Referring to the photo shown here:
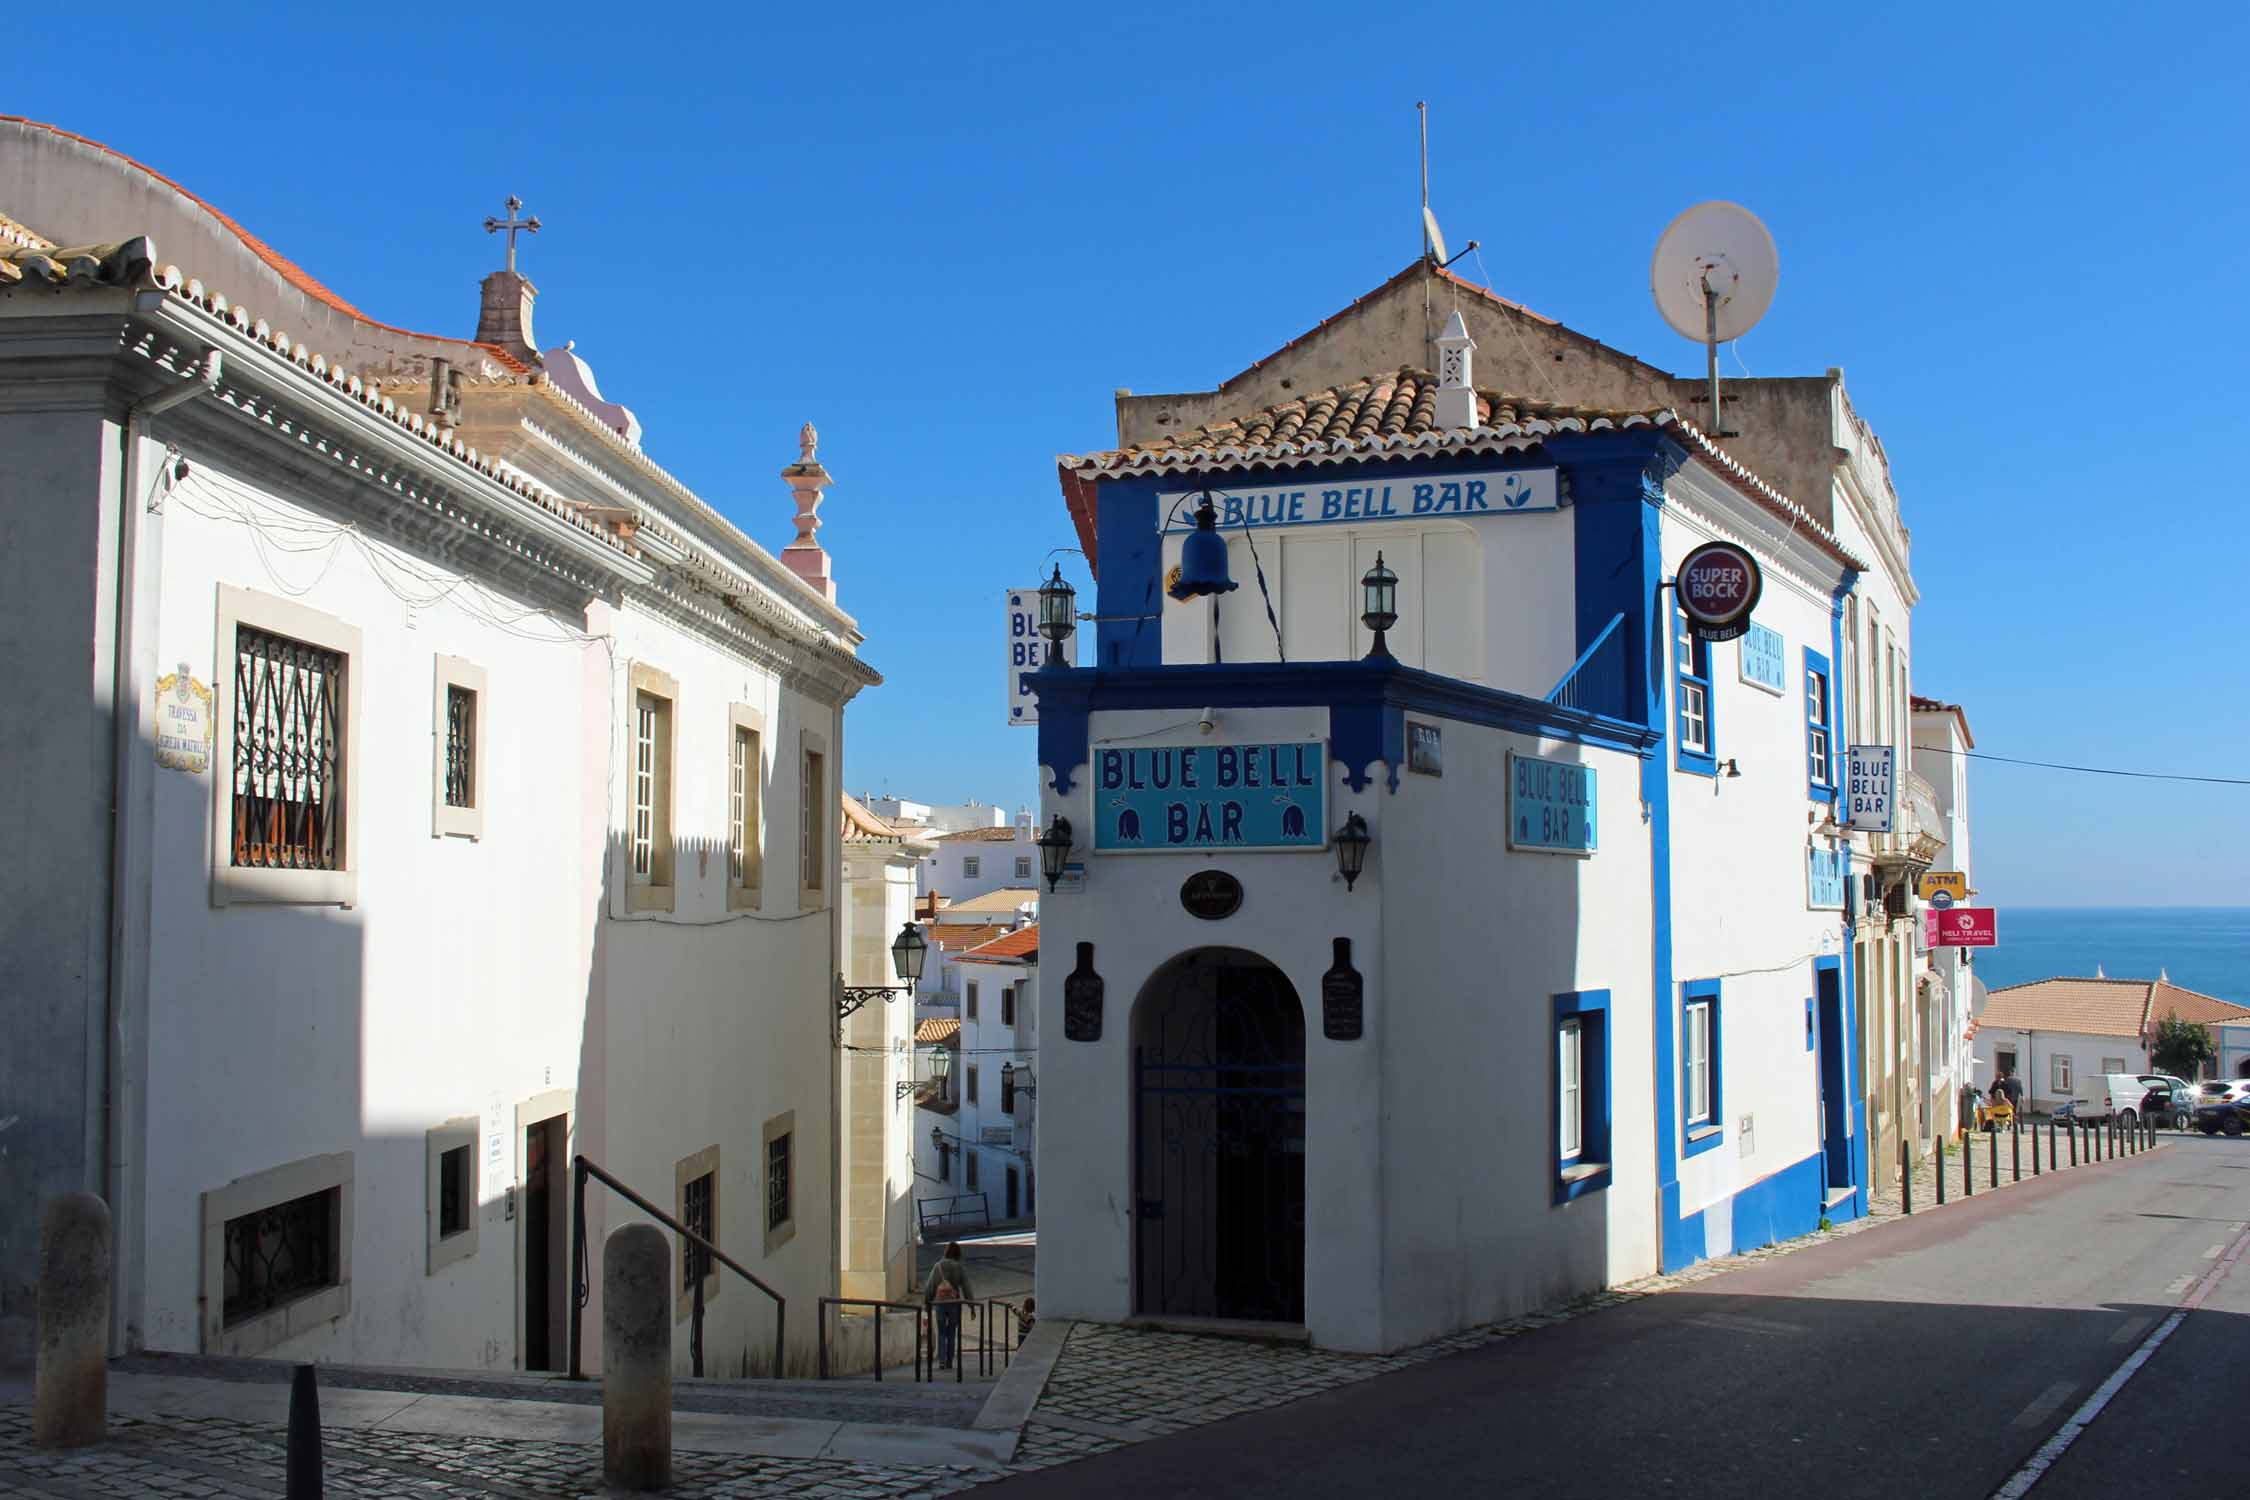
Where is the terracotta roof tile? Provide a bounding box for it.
[2149,981,2250,1029]
[1910,696,1977,749]
[958,924,1038,963]
[929,924,1011,952]
[935,826,1025,843]
[841,791,932,847]
[1059,366,1868,574]
[915,1017,961,1045]
[1978,976,2250,1040]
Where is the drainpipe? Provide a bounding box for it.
[105,348,222,1353]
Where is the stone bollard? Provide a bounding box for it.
[603,1222,672,1491]
[34,1193,110,1449]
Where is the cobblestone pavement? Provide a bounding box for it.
[0,1133,2170,1497]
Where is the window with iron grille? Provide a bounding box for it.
[628,671,676,910]
[438,1146,470,1238]
[963,855,981,880]
[1014,856,1031,881]
[682,1170,714,1290]
[223,1187,339,1328]
[766,1132,792,1234]
[233,626,345,871]
[1001,1064,1016,1115]
[444,686,476,808]
[730,725,758,887]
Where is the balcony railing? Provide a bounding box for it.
[1544,612,1628,717]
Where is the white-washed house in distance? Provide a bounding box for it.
[0,117,880,1374]
[1030,267,1917,1352]
[912,925,1039,1237]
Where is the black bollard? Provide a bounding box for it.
[2068,1122,2078,1166]
[2033,1122,2042,1176]
[287,1363,322,1499]
[2012,1123,2022,1182]
[1990,1130,1999,1189]
[2048,1120,2057,1173]
[1964,1134,1974,1197]
[1901,1141,1912,1214]
[1937,1140,1948,1204]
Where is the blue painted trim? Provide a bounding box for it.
[1672,603,1717,777]
[1552,989,1613,1205]
[1681,979,1724,1157]
[1033,660,1662,796]
[1805,996,1816,1053]
[1726,1149,1828,1248]
[1815,955,1853,1196]
[1804,645,1837,803]
[1825,572,1868,1215]
[1093,478,1163,669]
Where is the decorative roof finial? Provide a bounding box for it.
[800,421,818,464]
[781,423,836,603]
[483,195,541,275]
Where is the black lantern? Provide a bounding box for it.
[1037,564,1077,665]
[1168,493,1239,600]
[1036,815,1074,890]
[1360,552,1398,658]
[891,922,928,987]
[1334,812,1372,890]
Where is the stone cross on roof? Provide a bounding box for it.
[483,195,541,274]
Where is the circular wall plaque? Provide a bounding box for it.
[1179,869,1243,921]
[1677,540,1764,643]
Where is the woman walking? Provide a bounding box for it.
[924,1241,973,1370]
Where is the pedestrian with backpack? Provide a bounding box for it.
[924,1241,973,1370]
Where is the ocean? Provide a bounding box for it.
[1972,908,2250,1006]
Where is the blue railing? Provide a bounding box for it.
[1545,612,1628,716]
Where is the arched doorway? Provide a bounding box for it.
[1132,948,1306,1324]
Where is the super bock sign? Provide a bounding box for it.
[1094,742,1326,852]
[1677,541,1764,644]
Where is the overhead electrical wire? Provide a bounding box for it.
[1912,743,2250,788]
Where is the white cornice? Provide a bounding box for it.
[1666,462,1851,609]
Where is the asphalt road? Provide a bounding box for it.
[986,1135,2250,1500]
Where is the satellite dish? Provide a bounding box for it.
[1650,201,1778,437]
[1422,206,1448,267]
[1651,201,1778,343]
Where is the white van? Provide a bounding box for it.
[2073,1073,2150,1125]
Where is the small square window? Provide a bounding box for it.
[763,1111,797,1254]
[2101,1056,2126,1076]
[439,1147,469,1237]
[2052,1055,2074,1093]
[1553,991,1611,1204]
[1014,856,1031,881]
[963,856,982,880]
[432,657,486,840]
[202,1151,354,1355]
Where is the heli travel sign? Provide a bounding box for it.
[1094,742,1326,852]
[1158,468,1558,533]
[1507,751,1597,854]
[1923,907,1998,948]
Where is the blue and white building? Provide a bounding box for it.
[1029,284,1908,1353]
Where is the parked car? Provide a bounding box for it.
[2194,1098,2249,1137]
[2073,1073,2152,1126]
[2195,1080,2250,1106]
[2139,1080,2197,1130]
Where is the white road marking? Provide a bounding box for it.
[1989,1219,2250,1499]
[2010,1380,2079,1428]
[2107,1316,2152,1345]
[2163,1276,2195,1296]
[1683,1311,1804,1337]
[2203,1244,2225,1259]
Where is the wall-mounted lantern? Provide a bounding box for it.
[836,922,928,1025]
[1334,812,1372,890]
[1037,815,1074,891]
[1360,553,1398,659]
[1037,565,1077,665]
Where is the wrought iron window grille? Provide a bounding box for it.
[233,626,344,871]
[444,685,476,809]
[766,1134,792,1233]
[222,1188,337,1327]
[682,1172,714,1290]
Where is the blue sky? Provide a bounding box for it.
[11,2,2246,906]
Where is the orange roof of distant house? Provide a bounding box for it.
[1910,695,1977,749]
[936,825,1024,843]
[928,924,1011,952]
[1980,976,2250,1040]
[958,924,1038,964]
[915,1017,961,1045]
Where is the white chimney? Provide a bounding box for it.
[1433,310,1478,431]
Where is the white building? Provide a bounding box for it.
[1026,263,1943,1352]
[837,795,934,1300]
[864,796,1011,835]
[0,120,881,1375]
[922,817,1042,905]
[1972,978,2250,1111]
[1910,697,1979,1132]
[912,926,1039,1238]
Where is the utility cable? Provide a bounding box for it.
[1913,744,2250,788]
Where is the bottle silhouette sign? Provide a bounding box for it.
[1677,542,1763,643]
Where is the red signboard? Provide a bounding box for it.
[1677,541,1764,643]
[1923,906,1998,948]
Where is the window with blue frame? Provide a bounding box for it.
[1804,647,1836,799]
[1552,990,1611,1203]
[1682,980,1723,1155]
[1674,607,1715,774]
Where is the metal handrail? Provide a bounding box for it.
[816,1296,928,1382]
[915,1191,992,1241]
[568,1153,785,1381]
[1544,611,1627,709]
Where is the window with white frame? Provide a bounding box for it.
[1682,980,1723,1155]
[2052,1054,2074,1093]
[1560,1020,1583,1159]
[1804,648,1834,796]
[727,705,764,910]
[2102,1056,2126,1075]
[432,656,485,840]
[628,665,677,911]
[425,1118,478,1274]
[1014,856,1031,881]
[963,855,981,880]
[200,1152,353,1356]
[1674,607,1714,768]
[214,586,363,907]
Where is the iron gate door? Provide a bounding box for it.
[1135,958,1306,1324]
